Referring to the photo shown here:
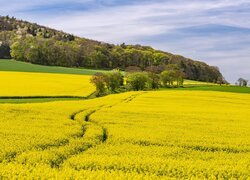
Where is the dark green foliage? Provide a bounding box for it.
[0,15,225,83]
[144,66,162,89]
[0,42,10,58]
[90,65,185,94]
[126,72,150,91]
[147,72,161,89]
[161,64,185,87]
[160,70,176,87]
[10,37,84,67]
[105,70,124,91]
[216,76,226,85]
[90,70,124,96]
[160,70,184,87]
[237,78,248,87]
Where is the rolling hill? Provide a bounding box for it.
[0,15,225,83]
[0,59,248,104]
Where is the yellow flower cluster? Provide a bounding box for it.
[0,91,249,178]
[0,71,94,97]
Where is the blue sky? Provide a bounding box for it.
[1,0,250,83]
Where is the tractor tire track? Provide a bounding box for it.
[2,93,145,167]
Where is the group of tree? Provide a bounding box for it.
[0,15,226,83]
[90,70,124,96]
[90,65,185,96]
[237,78,249,87]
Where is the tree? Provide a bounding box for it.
[10,40,26,61]
[216,76,224,85]
[175,70,185,87]
[144,66,162,89]
[0,42,11,59]
[90,73,106,96]
[126,72,150,91]
[105,70,124,91]
[160,70,175,87]
[164,64,185,87]
[152,52,169,65]
[147,72,160,89]
[237,78,248,87]
[110,45,125,68]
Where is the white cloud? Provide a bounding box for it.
[34,0,250,41]
[1,0,250,82]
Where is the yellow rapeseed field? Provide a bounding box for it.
[184,79,216,85]
[0,90,249,178]
[0,71,95,97]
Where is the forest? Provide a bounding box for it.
[0,16,225,83]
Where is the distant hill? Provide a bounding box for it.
[0,15,225,83]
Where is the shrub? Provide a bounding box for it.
[147,72,161,89]
[160,70,175,87]
[105,70,124,92]
[90,72,106,96]
[126,72,150,91]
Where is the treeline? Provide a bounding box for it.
[0,16,75,41]
[91,65,185,96]
[0,16,225,83]
[237,78,249,87]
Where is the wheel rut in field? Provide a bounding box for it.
[82,108,108,143]
[70,92,146,145]
[2,109,102,167]
[2,93,145,167]
[56,92,146,168]
[44,107,107,168]
[122,92,146,103]
[44,108,108,168]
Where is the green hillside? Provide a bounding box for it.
[0,59,107,75]
[0,16,225,83]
